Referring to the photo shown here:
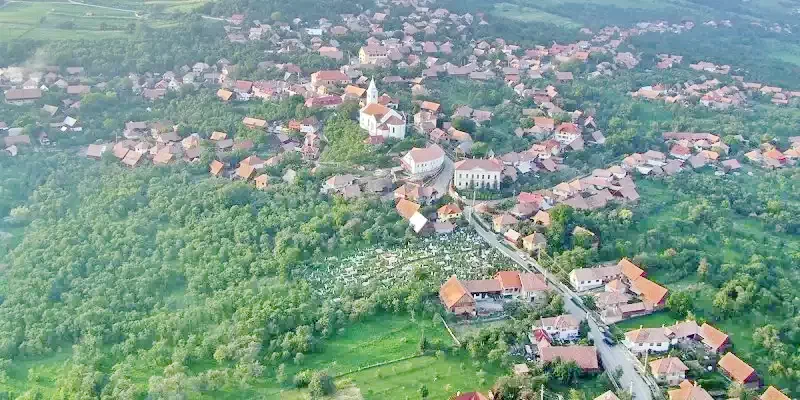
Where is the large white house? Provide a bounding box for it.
[401,144,445,179]
[624,327,675,354]
[359,79,406,139]
[568,265,622,292]
[453,158,504,190]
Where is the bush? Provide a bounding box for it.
[308,370,336,397]
[293,369,313,388]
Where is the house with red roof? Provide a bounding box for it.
[539,345,599,372]
[439,271,549,316]
[439,276,476,316]
[699,323,731,353]
[649,357,688,386]
[718,353,760,389]
[761,386,790,400]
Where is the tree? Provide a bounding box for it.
[697,258,709,279]
[451,117,476,133]
[578,320,590,339]
[667,290,694,319]
[293,370,313,388]
[550,360,581,384]
[752,325,781,351]
[569,389,586,400]
[270,11,282,21]
[418,329,427,353]
[308,370,335,397]
[276,364,287,385]
[418,384,429,398]
[580,295,597,311]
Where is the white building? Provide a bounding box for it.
[401,144,445,179]
[533,314,581,341]
[358,79,406,139]
[568,265,622,292]
[453,158,504,190]
[623,327,675,354]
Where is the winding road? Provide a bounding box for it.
[464,206,656,400]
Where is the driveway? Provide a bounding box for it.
[465,207,655,400]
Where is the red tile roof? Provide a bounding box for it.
[619,258,646,280]
[699,323,729,352]
[630,277,668,306]
[540,346,598,370]
[718,353,757,384]
[668,380,713,400]
[439,276,473,309]
[761,387,790,400]
[495,271,522,290]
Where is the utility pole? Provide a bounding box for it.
[540,384,544,400]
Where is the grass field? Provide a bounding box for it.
[492,2,580,28]
[489,0,714,27]
[0,0,203,41]
[489,0,800,27]
[274,315,504,400]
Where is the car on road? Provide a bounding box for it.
[602,336,616,346]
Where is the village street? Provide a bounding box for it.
[464,206,655,400]
[424,155,454,200]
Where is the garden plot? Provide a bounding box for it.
[303,230,517,296]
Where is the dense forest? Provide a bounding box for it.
[0,153,425,398]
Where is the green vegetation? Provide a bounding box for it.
[0,1,193,42]
[492,3,580,28]
[0,153,423,398]
[561,171,800,390]
[3,0,800,397]
[276,315,503,399]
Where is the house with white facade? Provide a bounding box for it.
[358,79,406,140]
[400,144,445,180]
[533,314,580,341]
[624,327,675,354]
[453,158,504,190]
[649,357,688,386]
[569,265,622,292]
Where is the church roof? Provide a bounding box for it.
[361,102,390,116]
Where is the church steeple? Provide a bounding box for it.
[366,77,378,104]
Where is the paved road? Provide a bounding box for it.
[465,207,654,400]
[424,156,454,200]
